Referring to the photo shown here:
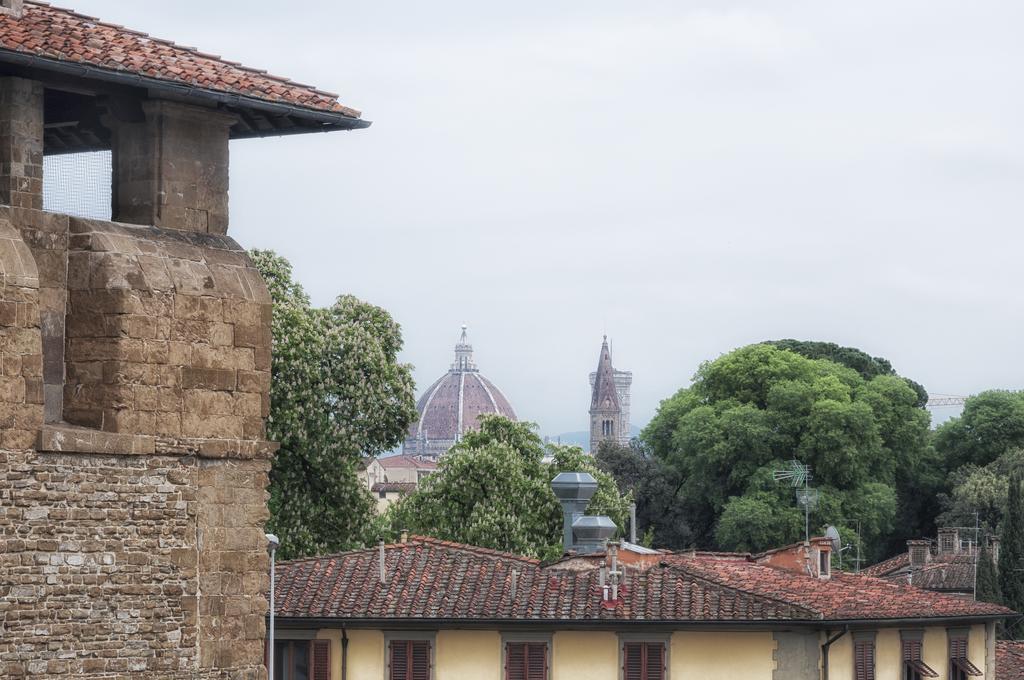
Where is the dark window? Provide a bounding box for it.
[949,633,982,679]
[379,490,387,498]
[272,640,330,680]
[854,635,875,680]
[623,641,665,680]
[819,549,830,577]
[505,641,547,680]
[901,635,938,680]
[390,639,431,680]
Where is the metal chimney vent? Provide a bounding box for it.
[573,515,617,554]
[551,472,598,552]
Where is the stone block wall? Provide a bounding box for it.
[1,75,278,678]
[112,101,235,234]
[62,218,271,441]
[0,78,43,211]
[0,212,43,449]
[0,450,270,678]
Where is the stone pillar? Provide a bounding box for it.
[0,77,44,211]
[111,101,236,235]
[0,209,43,450]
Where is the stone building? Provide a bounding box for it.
[403,326,517,459]
[362,454,437,513]
[0,3,366,677]
[863,527,1001,599]
[589,336,631,450]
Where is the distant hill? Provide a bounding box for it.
[546,425,643,452]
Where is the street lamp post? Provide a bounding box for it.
[266,533,280,680]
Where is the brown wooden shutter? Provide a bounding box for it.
[526,642,546,680]
[646,642,665,680]
[506,642,546,680]
[623,642,663,680]
[411,640,431,680]
[623,642,643,680]
[854,639,875,680]
[506,642,526,680]
[312,639,331,680]
[390,641,409,680]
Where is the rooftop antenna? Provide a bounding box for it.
[773,460,817,542]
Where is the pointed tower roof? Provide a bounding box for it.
[590,336,621,412]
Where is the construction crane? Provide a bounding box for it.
[927,394,968,408]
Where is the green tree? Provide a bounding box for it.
[595,439,694,549]
[250,250,418,559]
[999,472,1024,633]
[388,416,630,559]
[936,450,1024,535]
[643,344,930,557]
[934,391,1024,471]
[975,538,1001,606]
[764,339,928,407]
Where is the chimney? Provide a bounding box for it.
[988,535,1001,568]
[400,529,409,544]
[573,515,617,554]
[810,537,832,580]
[908,539,931,568]
[510,569,518,601]
[0,1,24,19]
[629,503,637,543]
[551,472,598,552]
[378,540,387,584]
[937,528,959,555]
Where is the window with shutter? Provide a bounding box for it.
[389,640,432,680]
[622,641,665,680]
[901,635,938,680]
[948,634,982,679]
[311,639,330,680]
[505,642,548,680]
[853,634,876,680]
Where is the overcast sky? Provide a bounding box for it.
[83,1,1023,435]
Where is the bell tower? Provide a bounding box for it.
[589,336,629,451]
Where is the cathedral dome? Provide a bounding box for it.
[404,327,517,459]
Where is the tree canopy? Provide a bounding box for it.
[936,449,1024,536]
[643,343,932,558]
[387,416,631,559]
[999,471,1024,637]
[251,250,418,559]
[934,390,1024,471]
[594,439,693,549]
[764,339,928,407]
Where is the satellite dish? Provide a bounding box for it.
[824,525,841,553]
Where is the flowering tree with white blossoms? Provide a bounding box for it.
[250,250,418,559]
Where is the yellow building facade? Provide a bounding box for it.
[291,622,996,680]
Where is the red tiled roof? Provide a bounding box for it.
[376,455,437,470]
[862,553,909,577]
[866,551,976,592]
[998,641,1024,680]
[661,553,1007,621]
[0,2,360,118]
[371,482,417,494]
[274,537,1013,625]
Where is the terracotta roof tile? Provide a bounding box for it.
[998,641,1024,680]
[274,538,1014,625]
[862,553,909,577]
[0,2,359,118]
[371,482,418,494]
